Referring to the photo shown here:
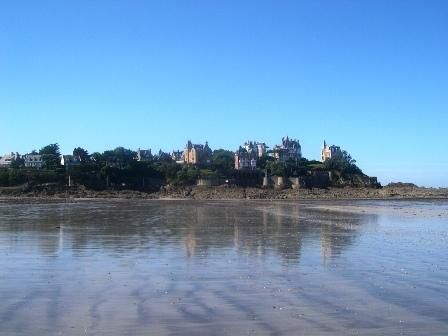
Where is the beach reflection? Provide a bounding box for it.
[0,201,370,264]
[0,200,446,335]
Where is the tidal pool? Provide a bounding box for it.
[0,200,447,335]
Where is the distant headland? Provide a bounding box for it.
[0,137,446,200]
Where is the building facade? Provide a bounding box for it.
[321,140,342,162]
[183,141,212,166]
[0,153,19,167]
[171,150,184,164]
[273,136,302,163]
[24,154,44,169]
[243,141,267,158]
[61,155,81,169]
[136,148,153,162]
[235,146,257,170]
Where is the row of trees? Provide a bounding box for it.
[0,144,364,189]
[0,144,235,189]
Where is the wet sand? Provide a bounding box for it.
[0,200,447,335]
[306,199,448,218]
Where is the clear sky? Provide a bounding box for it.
[1,0,447,187]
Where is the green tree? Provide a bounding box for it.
[73,147,90,162]
[101,147,137,168]
[10,156,25,169]
[39,144,61,170]
[324,150,362,176]
[39,144,60,156]
[212,149,234,176]
[175,167,199,185]
[0,169,8,186]
[90,152,103,164]
[257,155,275,170]
[284,159,307,177]
[266,161,286,176]
[114,147,137,166]
[68,163,104,190]
[155,161,181,183]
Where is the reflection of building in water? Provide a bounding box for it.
[176,204,373,266]
[233,221,240,251]
[273,205,303,263]
[319,212,378,265]
[26,202,375,265]
[227,205,306,263]
[320,220,355,265]
[184,231,197,258]
[180,204,232,258]
[320,234,336,265]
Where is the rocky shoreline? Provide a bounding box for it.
[0,184,447,201]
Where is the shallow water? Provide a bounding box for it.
[0,200,447,335]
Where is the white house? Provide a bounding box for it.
[61,155,81,169]
[24,154,44,169]
[0,153,19,167]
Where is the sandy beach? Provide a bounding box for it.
[1,200,447,335]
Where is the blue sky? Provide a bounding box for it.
[1,0,447,187]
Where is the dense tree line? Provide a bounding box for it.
[0,143,365,189]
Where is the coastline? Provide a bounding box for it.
[1,185,447,202]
